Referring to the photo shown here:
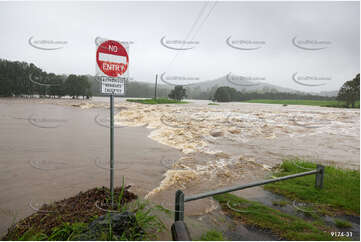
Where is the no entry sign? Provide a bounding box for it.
[95,36,131,207]
[95,37,129,96]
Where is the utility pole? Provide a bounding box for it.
[154,74,158,100]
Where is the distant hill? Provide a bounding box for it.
[183,74,338,97]
[86,73,338,99]
[86,73,339,98]
[317,90,338,97]
[188,74,295,93]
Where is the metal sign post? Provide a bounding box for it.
[110,93,114,207]
[95,37,129,208]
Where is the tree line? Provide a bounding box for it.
[0,59,175,99]
[0,59,92,99]
[212,86,336,102]
[1,59,358,105]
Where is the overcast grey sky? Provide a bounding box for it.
[0,1,359,92]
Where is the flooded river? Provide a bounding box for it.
[0,97,359,236]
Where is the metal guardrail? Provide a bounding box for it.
[171,164,325,240]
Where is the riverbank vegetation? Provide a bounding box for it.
[211,159,359,240]
[264,159,360,216]
[2,186,165,241]
[213,193,345,241]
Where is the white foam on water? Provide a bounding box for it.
[54,99,359,196]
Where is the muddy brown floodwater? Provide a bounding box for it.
[0,97,359,237]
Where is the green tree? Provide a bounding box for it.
[213,86,241,102]
[168,85,187,101]
[214,87,231,102]
[0,75,12,96]
[78,75,91,99]
[48,74,66,98]
[64,74,78,98]
[337,74,360,108]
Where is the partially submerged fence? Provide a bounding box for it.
[171,164,325,241]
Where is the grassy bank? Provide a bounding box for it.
[126,98,187,104]
[243,99,360,108]
[212,160,359,240]
[213,193,341,241]
[3,186,165,241]
[264,160,360,216]
[199,230,224,240]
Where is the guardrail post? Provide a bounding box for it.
[171,221,192,241]
[175,190,184,222]
[315,164,324,189]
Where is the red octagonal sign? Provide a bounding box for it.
[96,40,129,77]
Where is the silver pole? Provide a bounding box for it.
[110,94,114,208]
[184,169,319,202]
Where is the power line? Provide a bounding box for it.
[162,1,218,86]
[165,1,210,71]
[181,1,210,49]
[189,1,218,42]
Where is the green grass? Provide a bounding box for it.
[208,103,219,106]
[200,230,224,241]
[17,222,88,241]
[323,102,360,108]
[334,219,352,229]
[48,222,88,241]
[153,204,172,216]
[243,99,360,108]
[126,98,187,104]
[213,193,346,241]
[132,201,165,240]
[264,159,360,216]
[10,199,165,241]
[272,200,288,207]
[18,229,48,241]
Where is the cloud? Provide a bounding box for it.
[0,1,359,92]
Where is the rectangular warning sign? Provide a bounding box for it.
[99,76,126,95]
